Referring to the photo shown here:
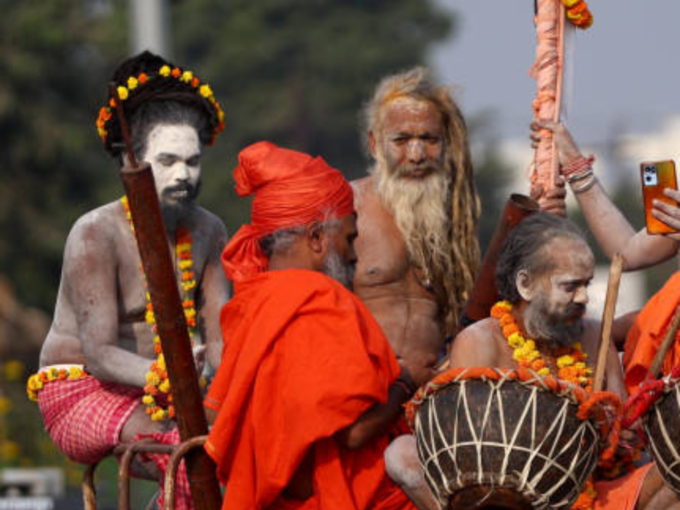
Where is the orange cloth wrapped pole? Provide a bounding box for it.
[530,0,566,194]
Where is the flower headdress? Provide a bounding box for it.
[95,51,225,157]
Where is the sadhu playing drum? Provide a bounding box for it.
[386,213,680,510]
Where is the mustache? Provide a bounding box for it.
[395,160,444,178]
[162,180,201,201]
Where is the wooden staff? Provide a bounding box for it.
[112,86,221,510]
[460,194,539,327]
[592,254,624,393]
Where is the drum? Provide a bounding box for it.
[644,373,680,496]
[407,367,613,510]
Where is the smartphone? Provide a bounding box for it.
[641,160,679,235]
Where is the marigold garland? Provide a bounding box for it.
[562,0,593,29]
[491,300,593,390]
[96,64,225,146]
[121,196,197,421]
[26,366,88,401]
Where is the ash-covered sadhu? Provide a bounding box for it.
[352,67,480,387]
[30,50,229,510]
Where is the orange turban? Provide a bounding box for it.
[222,141,355,282]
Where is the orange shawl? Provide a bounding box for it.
[204,269,406,510]
[623,271,680,394]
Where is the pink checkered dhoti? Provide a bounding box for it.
[37,374,142,464]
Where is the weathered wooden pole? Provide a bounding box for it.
[114,87,222,510]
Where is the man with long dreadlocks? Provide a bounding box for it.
[352,67,480,387]
[29,51,229,510]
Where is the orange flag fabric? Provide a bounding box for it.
[222,142,354,283]
[623,271,680,394]
[204,269,413,510]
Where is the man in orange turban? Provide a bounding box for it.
[204,142,435,510]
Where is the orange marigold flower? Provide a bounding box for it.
[499,314,514,327]
[502,324,519,337]
[171,67,181,78]
[191,77,200,88]
[138,72,149,84]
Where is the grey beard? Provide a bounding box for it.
[523,300,585,349]
[322,249,355,291]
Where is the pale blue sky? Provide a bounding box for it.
[431,2,680,145]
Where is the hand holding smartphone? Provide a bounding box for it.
[641,160,679,235]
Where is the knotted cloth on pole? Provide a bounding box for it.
[530,0,593,193]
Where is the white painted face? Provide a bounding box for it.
[142,124,202,207]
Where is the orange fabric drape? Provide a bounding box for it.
[623,271,680,394]
[222,142,354,283]
[593,464,653,510]
[204,269,412,510]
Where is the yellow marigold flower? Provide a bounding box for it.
[3,360,24,381]
[199,84,213,98]
[160,65,171,77]
[177,242,192,252]
[574,362,586,371]
[562,0,581,7]
[117,86,129,101]
[1,441,20,461]
[145,310,155,324]
[179,260,193,270]
[151,409,167,422]
[525,350,540,362]
[127,76,139,90]
[557,355,575,368]
[524,340,536,351]
[69,366,84,379]
[157,353,166,371]
[538,367,551,377]
[217,109,225,123]
[0,396,12,415]
[142,395,155,405]
[159,379,171,393]
[182,281,197,291]
[184,308,197,318]
[180,70,194,83]
[146,371,161,386]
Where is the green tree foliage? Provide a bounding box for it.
[0,0,127,311]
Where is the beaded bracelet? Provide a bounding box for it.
[566,168,594,184]
[562,154,595,180]
[572,175,598,194]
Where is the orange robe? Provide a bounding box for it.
[623,271,680,394]
[204,269,415,510]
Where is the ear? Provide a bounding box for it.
[305,222,328,264]
[305,222,330,270]
[516,269,535,302]
[368,131,377,158]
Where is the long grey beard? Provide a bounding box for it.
[372,164,450,275]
